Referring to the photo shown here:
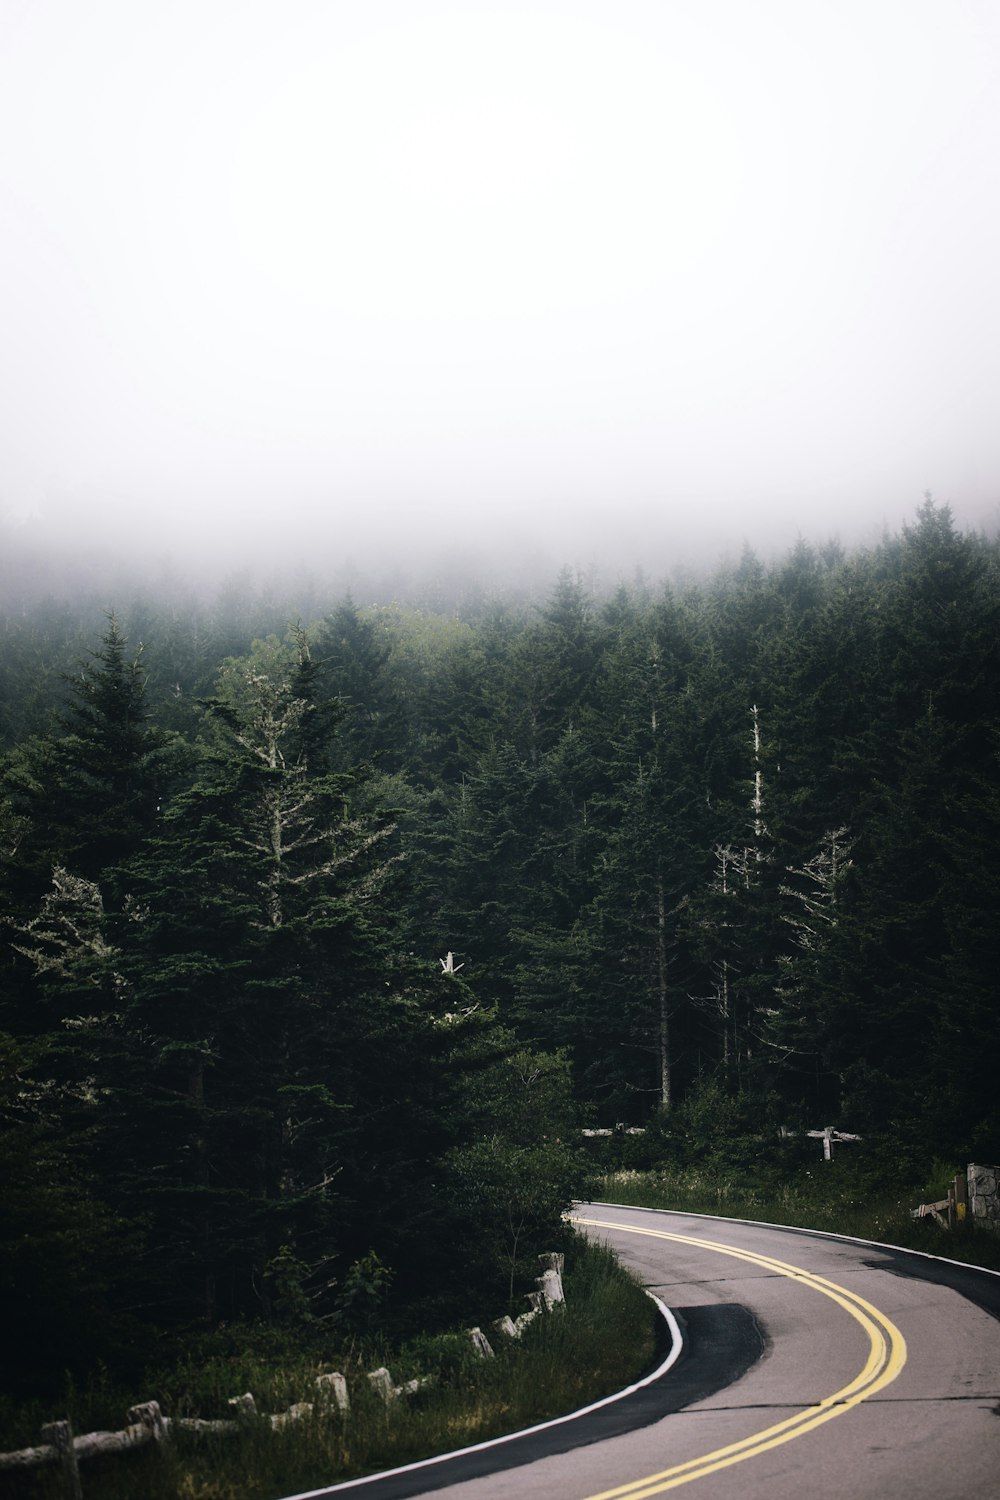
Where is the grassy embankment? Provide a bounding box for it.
[0,1234,656,1500]
[590,1158,1000,1275]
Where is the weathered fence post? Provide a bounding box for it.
[40,1421,82,1500]
[954,1171,968,1223]
[315,1372,350,1412]
[368,1367,395,1404]
[227,1392,258,1420]
[804,1126,862,1160]
[128,1400,170,1447]
[468,1326,495,1359]
[537,1252,565,1307]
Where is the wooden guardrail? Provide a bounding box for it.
[0,1253,567,1495]
[584,1123,865,1158]
[911,1171,969,1229]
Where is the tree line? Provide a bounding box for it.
[2,498,998,1387]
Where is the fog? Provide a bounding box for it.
[2,0,998,596]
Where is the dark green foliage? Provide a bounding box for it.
[2,500,999,1405]
[0,1034,146,1393]
[2,615,180,897]
[0,1234,655,1500]
[443,1136,584,1308]
[313,599,395,769]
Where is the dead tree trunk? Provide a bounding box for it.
[657,872,671,1111]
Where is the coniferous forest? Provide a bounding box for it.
[2,498,1000,1393]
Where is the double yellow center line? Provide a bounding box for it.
[571,1216,907,1498]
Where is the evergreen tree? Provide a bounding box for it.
[575,601,711,1118]
[314,599,394,769]
[2,613,177,900]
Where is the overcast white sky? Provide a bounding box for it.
[1,0,998,581]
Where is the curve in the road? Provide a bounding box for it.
[281,1203,1000,1500]
[281,1296,692,1500]
[572,1215,908,1498]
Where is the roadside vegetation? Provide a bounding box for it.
[0,1235,656,1500]
[586,1083,1000,1276]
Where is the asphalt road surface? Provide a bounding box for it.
[291,1203,1000,1500]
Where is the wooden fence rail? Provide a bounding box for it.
[0,1252,567,1494]
[911,1171,969,1229]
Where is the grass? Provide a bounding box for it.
[0,1234,657,1500]
[590,1158,1000,1275]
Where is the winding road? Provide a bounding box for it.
[290,1203,1000,1500]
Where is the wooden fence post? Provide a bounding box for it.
[315,1372,349,1412]
[368,1368,395,1404]
[468,1327,495,1359]
[128,1401,170,1447]
[40,1421,82,1500]
[954,1172,968,1223]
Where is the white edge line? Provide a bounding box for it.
[584,1199,1000,1280]
[277,1293,682,1500]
